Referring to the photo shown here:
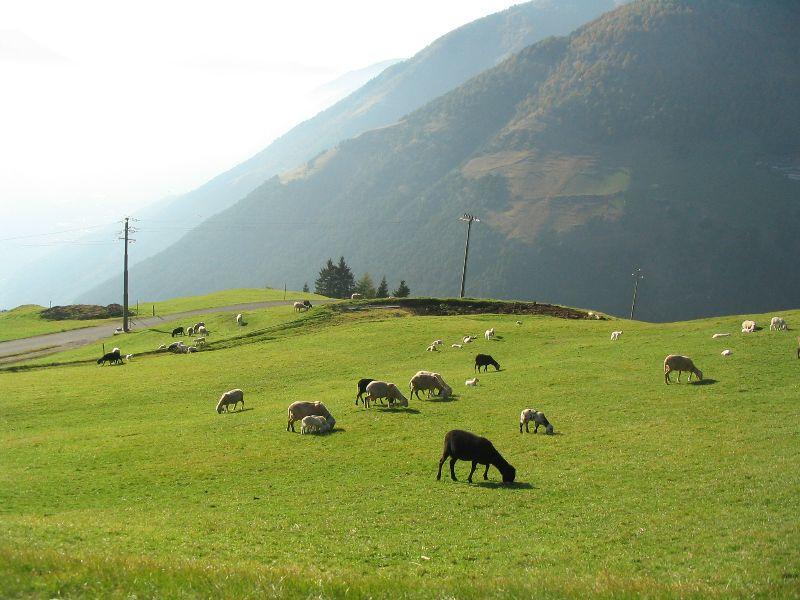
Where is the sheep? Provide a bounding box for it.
[610,330,622,341]
[301,415,331,434]
[484,328,495,340]
[186,326,195,336]
[171,326,184,337]
[409,371,452,399]
[363,381,409,408]
[711,333,730,339]
[194,322,205,329]
[519,409,553,434]
[125,354,134,362]
[721,349,732,356]
[113,327,123,335]
[194,337,206,346]
[303,300,312,308]
[516,320,522,325]
[432,340,443,346]
[355,378,375,405]
[463,335,476,344]
[741,320,756,333]
[436,430,516,484]
[185,346,198,353]
[293,301,309,312]
[195,326,209,335]
[236,313,243,326]
[770,316,787,331]
[216,389,244,413]
[426,344,438,352]
[451,344,462,349]
[465,377,478,386]
[287,401,335,432]
[797,337,800,360]
[157,344,167,351]
[167,341,184,353]
[97,349,122,365]
[664,354,703,384]
[351,293,363,300]
[474,354,500,372]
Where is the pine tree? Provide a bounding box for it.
[302,283,309,293]
[354,272,376,298]
[334,256,355,298]
[314,259,337,297]
[393,280,411,297]
[376,275,389,298]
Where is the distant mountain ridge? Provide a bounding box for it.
[1,0,615,310]
[90,0,800,321]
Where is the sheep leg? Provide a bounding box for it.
[437,447,450,480]
[483,464,490,480]
[519,422,523,434]
[450,458,458,481]
[467,461,478,483]
[534,423,539,433]
[664,369,671,384]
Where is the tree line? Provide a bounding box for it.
[309,256,410,299]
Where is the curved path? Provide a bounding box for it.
[0,299,328,365]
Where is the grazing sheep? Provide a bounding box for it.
[216,389,244,413]
[97,349,122,365]
[351,293,363,300]
[364,381,409,408]
[721,349,732,356]
[432,340,443,346]
[474,354,500,372]
[741,320,756,333]
[287,401,335,432]
[770,316,787,331]
[355,378,375,404]
[409,371,452,399]
[519,409,553,434]
[451,344,462,349]
[194,322,205,329]
[171,326,184,337]
[113,327,123,335]
[236,313,243,326]
[195,326,209,335]
[157,344,167,351]
[436,430,515,484]
[426,344,438,352]
[293,301,308,312]
[185,346,198,353]
[610,330,622,341]
[125,354,134,361]
[712,333,730,339]
[516,320,522,325]
[463,335,476,344]
[465,377,478,386]
[186,326,195,336]
[194,337,206,346]
[484,328,495,341]
[797,337,800,359]
[301,415,331,434]
[167,341,184,353]
[303,300,312,308]
[664,354,703,384]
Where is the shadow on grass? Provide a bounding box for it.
[425,395,458,403]
[690,379,718,386]
[377,407,421,414]
[472,481,535,490]
[226,407,254,414]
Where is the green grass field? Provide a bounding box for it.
[1,300,798,598]
[0,288,323,343]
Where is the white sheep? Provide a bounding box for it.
[157,344,167,351]
[465,377,478,386]
[216,389,244,413]
[194,337,206,346]
[463,335,476,344]
[770,316,787,331]
[516,320,522,326]
[409,371,452,399]
[236,313,243,326]
[741,320,756,333]
[196,325,209,335]
[293,301,308,312]
[711,333,730,339]
[432,340,443,346]
[664,354,703,384]
[484,328,495,340]
[610,331,622,341]
[351,293,363,300]
[426,344,438,352]
[721,349,732,356]
[520,409,553,434]
[125,354,134,361]
[363,381,409,408]
[186,346,198,353]
[301,415,331,435]
[113,328,123,335]
[287,401,335,432]
[451,344,462,349]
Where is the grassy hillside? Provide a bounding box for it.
[0,288,322,344]
[1,299,798,597]
[113,0,800,322]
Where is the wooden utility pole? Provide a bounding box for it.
[630,267,644,320]
[123,217,130,332]
[459,213,480,298]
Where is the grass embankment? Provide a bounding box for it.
[0,288,323,343]
[0,301,798,598]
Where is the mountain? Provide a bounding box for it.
[90,0,800,322]
[1,0,614,310]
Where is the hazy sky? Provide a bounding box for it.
[0,0,520,247]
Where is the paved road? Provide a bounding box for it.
[0,299,327,365]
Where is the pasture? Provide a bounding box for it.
[1,301,798,598]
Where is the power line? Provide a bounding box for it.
[0,222,119,243]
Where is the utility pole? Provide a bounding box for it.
[119,217,136,332]
[458,213,480,298]
[630,267,644,320]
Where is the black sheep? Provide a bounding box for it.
[97,349,122,365]
[355,378,375,404]
[437,429,515,483]
[303,300,313,308]
[171,326,184,337]
[474,354,500,372]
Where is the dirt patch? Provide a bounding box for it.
[40,304,128,321]
[335,298,603,320]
